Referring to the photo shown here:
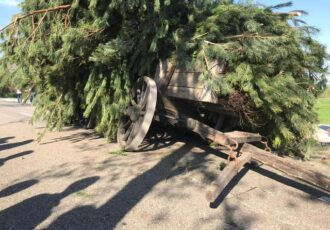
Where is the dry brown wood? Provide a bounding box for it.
[198,102,238,117]
[224,131,261,143]
[240,143,330,192]
[27,12,47,42]
[154,60,176,92]
[165,86,203,101]
[168,72,203,88]
[178,116,236,146]
[0,4,71,33]
[206,152,252,202]
[165,86,219,103]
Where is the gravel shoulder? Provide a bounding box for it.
[0,98,329,230]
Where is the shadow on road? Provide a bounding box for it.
[0,179,39,198]
[46,143,193,229]
[252,167,330,198]
[0,139,33,152]
[210,167,250,209]
[0,177,99,230]
[40,129,102,145]
[0,150,33,167]
[1,126,328,229]
[0,136,14,144]
[138,125,178,152]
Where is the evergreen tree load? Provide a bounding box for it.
[0,0,328,157]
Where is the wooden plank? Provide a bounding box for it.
[178,116,236,146]
[241,143,330,192]
[224,131,261,143]
[206,152,252,202]
[154,60,175,92]
[165,86,218,103]
[168,72,203,88]
[165,86,203,101]
[209,59,227,75]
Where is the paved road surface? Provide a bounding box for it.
[0,98,329,229]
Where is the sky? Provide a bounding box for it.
[0,0,329,81]
[257,0,330,55]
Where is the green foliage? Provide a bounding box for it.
[0,0,328,157]
[315,99,330,124]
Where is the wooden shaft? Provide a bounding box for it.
[179,116,235,146]
[206,152,252,202]
[240,143,330,192]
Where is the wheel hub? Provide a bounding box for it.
[126,106,141,122]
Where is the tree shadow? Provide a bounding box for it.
[251,167,330,198]
[0,139,33,152]
[47,143,193,230]
[0,136,14,145]
[137,124,180,152]
[0,150,33,167]
[0,176,99,230]
[23,125,328,229]
[209,163,330,208]
[210,167,250,209]
[40,130,103,145]
[0,179,39,198]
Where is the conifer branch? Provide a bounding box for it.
[224,33,280,40]
[27,12,47,42]
[204,40,228,47]
[202,47,210,70]
[86,28,105,38]
[192,32,208,40]
[0,4,71,34]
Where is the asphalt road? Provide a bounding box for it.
[0,98,329,229]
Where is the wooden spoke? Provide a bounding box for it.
[122,123,133,141]
[117,76,157,151]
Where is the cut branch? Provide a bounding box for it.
[27,12,47,42]
[224,33,280,40]
[0,4,71,34]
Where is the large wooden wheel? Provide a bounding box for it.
[117,76,157,151]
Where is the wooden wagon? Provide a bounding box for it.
[117,60,330,202]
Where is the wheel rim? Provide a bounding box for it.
[117,76,157,151]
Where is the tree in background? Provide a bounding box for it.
[0,0,328,158]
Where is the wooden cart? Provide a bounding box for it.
[117,60,330,202]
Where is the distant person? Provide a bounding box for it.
[29,87,36,104]
[16,89,22,103]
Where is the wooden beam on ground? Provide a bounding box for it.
[206,152,252,203]
[240,143,330,192]
[224,131,261,143]
[178,116,237,146]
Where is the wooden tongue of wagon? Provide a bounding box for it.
[117,60,330,203]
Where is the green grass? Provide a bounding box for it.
[75,190,89,197]
[108,148,126,156]
[315,98,330,124]
[320,87,330,98]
